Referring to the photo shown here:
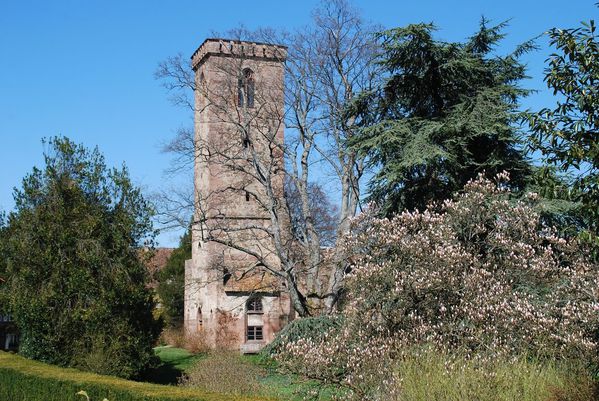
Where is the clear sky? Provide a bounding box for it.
[0,1,597,246]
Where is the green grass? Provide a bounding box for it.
[257,372,334,401]
[142,346,204,385]
[155,346,203,371]
[148,349,333,401]
[244,354,337,401]
[0,351,275,401]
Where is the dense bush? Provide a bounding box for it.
[0,351,274,401]
[274,174,599,400]
[159,327,210,354]
[180,351,266,396]
[262,315,342,357]
[159,327,187,348]
[157,229,191,328]
[1,137,161,378]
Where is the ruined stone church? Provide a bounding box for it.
[184,38,293,353]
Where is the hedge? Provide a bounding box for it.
[0,352,275,401]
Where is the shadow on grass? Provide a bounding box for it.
[141,346,203,385]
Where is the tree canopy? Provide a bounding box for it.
[156,228,191,328]
[527,17,599,237]
[1,137,160,378]
[350,20,533,215]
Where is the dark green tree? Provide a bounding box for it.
[350,20,533,215]
[2,137,160,378]
[527,17,599,238]
[0,213,8,315]
[156,228,190,328]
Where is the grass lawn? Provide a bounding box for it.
[145,347,334,400]
[257,371,331,400]
[155,346,203,372]
[142,346,204,385]
[245,355,336,400]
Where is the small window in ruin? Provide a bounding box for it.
[197,307,203,328]
[247,326,263,341]
[237,78,244,107]
[245,191,250,202]
[246,297,263,313]
[246,75,255,108]
[199,73,207,96]
[223,268,232,285]
[237,68,255,108]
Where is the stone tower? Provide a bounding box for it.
[184,39,292,352]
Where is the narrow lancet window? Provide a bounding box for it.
[238,68,255,108]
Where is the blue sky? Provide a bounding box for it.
[0,1,596,246]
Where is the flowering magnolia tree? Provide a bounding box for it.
[274,174,599,399]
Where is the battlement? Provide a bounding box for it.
[191,38,287,70]
[186,36,291,353]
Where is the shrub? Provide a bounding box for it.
[159,327,209,354]
[1,137,160,378]
[0,351,274,401]
[262,315,341,358]
[274,174,599,399]
[157,230,190,328]
[184,329,210,354]
[160,327,187,349]
[180,351,265,396]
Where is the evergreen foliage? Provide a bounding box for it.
[525,166,585,236]
[350,20,533,215]
[1,137,161,379]
[261,315,342,358]
[157,229,191,328]
[0,213,8,313]
[527,16,599,238]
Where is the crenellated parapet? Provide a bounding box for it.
[191,38,287,70]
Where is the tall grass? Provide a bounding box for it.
[180,351,265,395]
[388,350,596,401]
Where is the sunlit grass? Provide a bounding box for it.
[0,351,274,401]
[390,350,596,401]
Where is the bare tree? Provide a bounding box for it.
[285,178,339,248]
[155,0,379,315]
[262,0,380,311]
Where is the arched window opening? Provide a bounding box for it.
[246,297,263,314]
[237,68,255,108]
